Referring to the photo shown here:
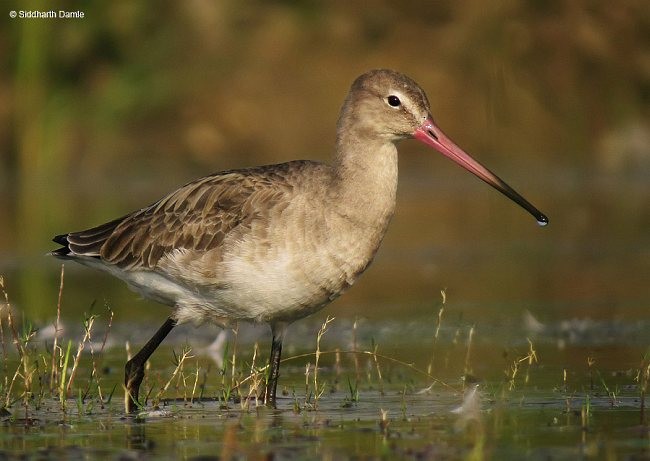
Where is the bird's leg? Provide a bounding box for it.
[264,322,287,408]
[124,317,177,413]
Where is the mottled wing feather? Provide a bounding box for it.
[96,164,299,269]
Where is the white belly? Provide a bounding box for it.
[167,212,379,326]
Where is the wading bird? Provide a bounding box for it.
[51,69,547,411]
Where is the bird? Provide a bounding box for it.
[50,69,548,411]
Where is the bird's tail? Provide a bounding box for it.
[49,215,127,259]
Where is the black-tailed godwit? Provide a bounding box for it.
[51,69,547,411]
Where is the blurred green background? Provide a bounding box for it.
[0,0,648,331]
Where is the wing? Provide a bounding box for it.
[52,162,309,270]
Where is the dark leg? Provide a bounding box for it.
[264,323,286,408]
[125,317,177,413]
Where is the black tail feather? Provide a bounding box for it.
[53,234,69,246]
[49,234,71,257]
[50,215,127,259]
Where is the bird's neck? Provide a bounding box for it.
[332,127,399,228]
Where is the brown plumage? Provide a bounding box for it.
[51,69,547,412]
[57,163,304,269]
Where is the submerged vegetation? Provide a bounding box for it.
[1,271,648,459]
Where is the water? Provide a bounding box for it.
[4,391,647,460]
[1,307,649,459]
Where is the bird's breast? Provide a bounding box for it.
[197,195,391,323]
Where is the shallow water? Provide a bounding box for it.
[3,391,648,460]
[1,311,649,460]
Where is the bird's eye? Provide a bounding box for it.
[387,95,401,107]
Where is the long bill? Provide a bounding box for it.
[414,118,548,226]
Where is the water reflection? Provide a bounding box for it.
[124,419,150,451]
